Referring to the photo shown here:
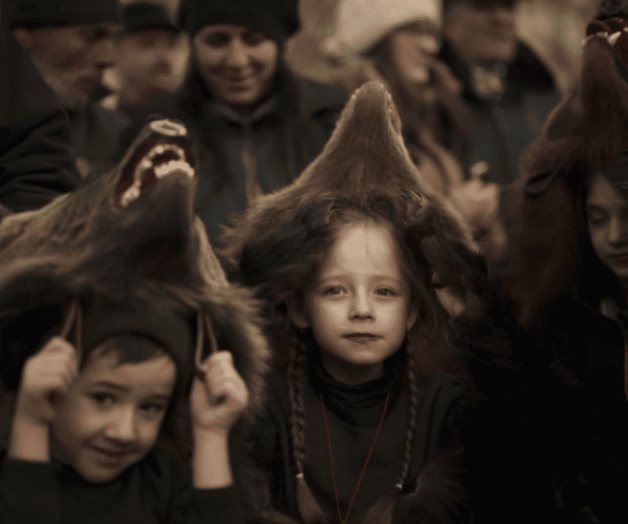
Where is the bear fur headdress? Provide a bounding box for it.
[506,16,628,327]
[0,119,269,416]
[223,80,481,524]
[223,80,480,365]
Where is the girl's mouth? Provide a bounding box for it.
[343,333,382,344]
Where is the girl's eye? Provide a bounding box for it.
[323,286,345,296]
[588,208,609,227]
[376,288,398,297]
[90,392,115,406]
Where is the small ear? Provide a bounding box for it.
[287,296,310,329]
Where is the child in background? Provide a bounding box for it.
[224,82,479,523]
[0,300,249,524]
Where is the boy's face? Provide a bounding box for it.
[51,350,176,483]
[291,221,417,385]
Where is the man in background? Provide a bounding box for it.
[7,0,127,176]
[439,0,561,186]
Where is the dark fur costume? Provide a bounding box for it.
[223,82,499,523]
[502,19,628,523]
[0,120,269,418]
[506,19,628,325]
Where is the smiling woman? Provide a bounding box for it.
[124,0,347,247]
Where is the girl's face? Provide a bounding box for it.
[388,21,439,86]
[291,221,417,385]
[587,173,628,280]
[51,350,176,484]
[193,24,279,107]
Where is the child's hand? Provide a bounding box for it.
[14,337,78,428]
[190,352,249,436]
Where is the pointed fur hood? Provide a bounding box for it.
[506,18,628,327]
[223,81,480,365]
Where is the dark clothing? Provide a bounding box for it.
[69,101,129,177]
[0,15,79,211]
[531,300,627,524]
[125,69,346,246]
[438,41,561,186]
[0,446,245,524]
[247,349,468,524]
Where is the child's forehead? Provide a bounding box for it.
[321,221,405,275]
[79,351,177,393]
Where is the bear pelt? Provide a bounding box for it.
[504,20,628,329]
[0,120,269,416]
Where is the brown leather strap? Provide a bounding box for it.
[195,312,222,376]
[60,298,83,363]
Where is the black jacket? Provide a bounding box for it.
[245,351,468,524]
[124,67,347,247]
[0,447,245,524]
[438,41,561,186]
[0,13,79,211]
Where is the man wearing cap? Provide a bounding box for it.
[7,0,127,176]
[129,0,346,247]
[438,0,561,186]
[0,0,79,212]
[106,1,188,121]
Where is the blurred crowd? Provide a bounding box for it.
[0,0,627,523]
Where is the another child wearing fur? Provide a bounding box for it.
[224,82,479,523]
[0,301,249,524]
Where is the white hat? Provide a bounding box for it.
[324,0,441,57]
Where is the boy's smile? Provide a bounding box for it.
[51,350,176,484]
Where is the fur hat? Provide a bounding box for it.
[506,18,628,327]
[324,0,441,58]
[179,0,299,43]
[223,81,479,359]
[223,81,479,524]
[6,0,121,28]
[0,119,269,416]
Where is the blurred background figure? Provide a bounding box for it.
[439,0,561,187]
[323,0,507,261]
[7,0,126,176]
[133,0,346,246]
[0,0,79,212]
[104,1,189,121]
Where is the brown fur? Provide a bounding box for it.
[223,82,479,522]
[504,29,628,328]
[0,121,269,416]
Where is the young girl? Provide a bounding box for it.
[504,20,628,523]
[0,299,251,524]
[224,81,481,523]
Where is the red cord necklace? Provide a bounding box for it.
[319,392,390,524]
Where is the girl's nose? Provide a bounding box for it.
[608,217,628,245]
[349,290,374,320]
